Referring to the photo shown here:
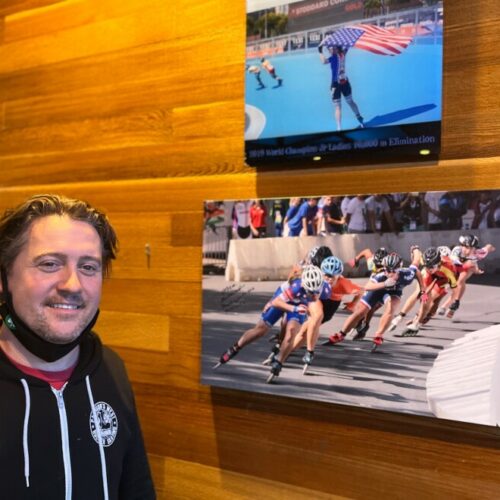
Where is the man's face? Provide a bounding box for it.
[4,215,103,344]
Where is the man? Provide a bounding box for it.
[439,191,467,230]
[345,195,368,233]
[317,196,345,235]
[423,191,445,230]
[286,198,318,237]
[365,194,397,234]
[232,200,253,239]
[0,195,155,499]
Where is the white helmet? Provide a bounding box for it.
[301,265,324,294]
[437,245,451,257]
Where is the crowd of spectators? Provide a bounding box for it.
[204,191,500,239]
[203,191,500,240]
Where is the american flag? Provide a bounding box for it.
[322,24,413,56]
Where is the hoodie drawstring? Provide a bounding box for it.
[20,379,30,488]
[85,375,109,500]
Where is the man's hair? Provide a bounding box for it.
[0,194,118,276]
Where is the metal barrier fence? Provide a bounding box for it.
[202,225,232,270]
[246,4,443,60]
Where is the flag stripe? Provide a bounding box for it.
[323,23,413,56]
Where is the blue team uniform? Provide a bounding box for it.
[261,279,331,326]
[287,202,318,237]
[361,265,418,310]
[327,51,352,102]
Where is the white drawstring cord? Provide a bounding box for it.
[20,379,30,487]
[85,375,109,500]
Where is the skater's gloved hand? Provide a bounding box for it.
[347,258,358,268]
[384,277,396,288]
[294,304,308,315]
[419,291,429,303]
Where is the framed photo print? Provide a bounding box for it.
[202,189,500,426]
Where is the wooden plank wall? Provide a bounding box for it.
[0,0,499,498]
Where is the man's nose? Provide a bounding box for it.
[58,266,83,292]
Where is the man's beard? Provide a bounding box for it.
[30,304,95,344]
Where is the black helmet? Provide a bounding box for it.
[373,247,388,267]
[309,245,333,267]
[458,234,479,248]
[382,252,402,271]
[423,247,441,268]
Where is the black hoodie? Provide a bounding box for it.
[0,331,155,499]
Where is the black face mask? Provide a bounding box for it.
[0,268,99,362]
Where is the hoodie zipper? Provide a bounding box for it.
[51,385,72,500]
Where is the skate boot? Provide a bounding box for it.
[437,307,446,316]
[446,300,460,319]
[388,313,404,332]
[371,336,384,352]
[421,314,432,325]
[352,321,369,341]
[262,343,280,365]
[321,332,345,346]
[401,323,420,337]
[213,343,240,369]
[266,359,283,384]
[302,350,314,374]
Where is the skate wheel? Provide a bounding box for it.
[401,329,415,337]
[370,344,379,353]
[212,362,222,370]
[262,358,272,366]
[266,373,276,384]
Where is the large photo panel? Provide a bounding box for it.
[245,0,443,166]
[202,191,500,426]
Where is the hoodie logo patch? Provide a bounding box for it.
[90,401,118,447]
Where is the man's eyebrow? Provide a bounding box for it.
[79,256,102,265]
[33,252,67,262]
[33,253,102,264]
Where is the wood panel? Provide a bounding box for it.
[0,0,498,186]
[0,0,500,498]
[148,454,343,500]
[0,0,64,18]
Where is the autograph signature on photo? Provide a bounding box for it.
[220,284,255,312]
